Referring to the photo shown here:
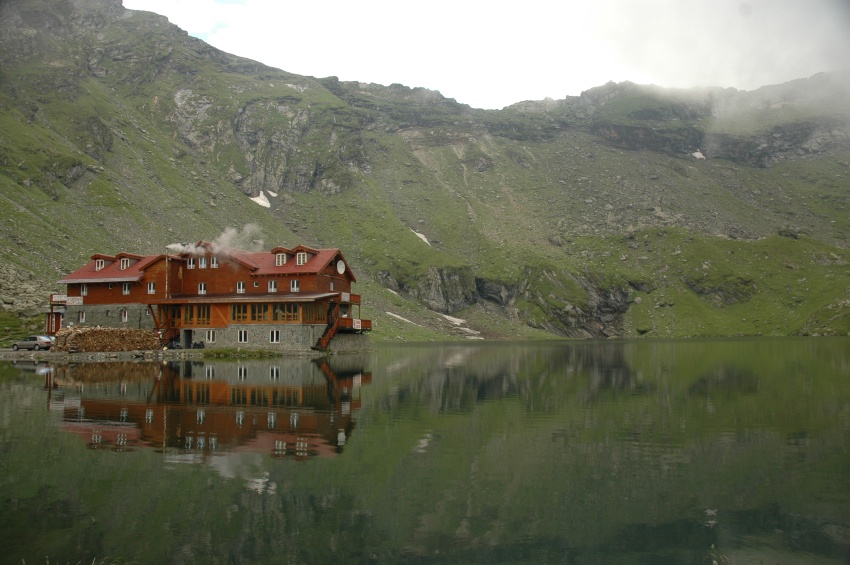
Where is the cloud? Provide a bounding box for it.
[123,0,850,109]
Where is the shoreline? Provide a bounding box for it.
[0,348,330,363]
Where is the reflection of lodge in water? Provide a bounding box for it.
[49,357,371,461]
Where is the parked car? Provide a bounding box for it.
[12,335,55,351]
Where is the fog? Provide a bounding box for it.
[123,0,850,109]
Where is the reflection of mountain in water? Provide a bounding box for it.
[46,355,371,462]
[379,343,651,413]
[379,343,772,418]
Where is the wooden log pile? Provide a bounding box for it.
[52,361,162,383]
[52,327,161,353]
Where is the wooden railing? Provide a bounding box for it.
[315,301,372,350]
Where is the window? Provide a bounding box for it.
[78,311,86,323]
[205,365,215,379]
[187,258,195,269]
[270,330,281,343]
[205,330,216,343]
[290,279,300,293]
[183,304,194,325]
[253,281,259,288]
[296,252,307,265]
[270,366,280,380]
[196,304,210,325]
[121,309,128,322]
[268,280,277,293]
[231,304,248,322]
[238,330,248,344]
[236,281,246,294]
[122,283,131,295]
[120,258,130,270]
[147,282,156,295]
[198,282,207,295]
[80,284,88,296]
[238,365,248,379]
[275,253,286,266]
[330,280,335,291]
[95,259,105,271]
[210,256,219,268]
[198,257,207,269]
[273,303,299,322]
[251,304,268,321]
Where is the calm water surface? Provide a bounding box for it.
[1,338,849,564]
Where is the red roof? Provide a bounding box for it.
[243,248,349,277]
[180,241,354,280]
[58,254,161,284]
[58,244,357,283]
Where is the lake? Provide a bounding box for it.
[1,338,849,564]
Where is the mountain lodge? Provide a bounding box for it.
[52,242,372,352]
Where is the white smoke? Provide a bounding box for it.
[167,224,265,256]
[165,242,206,256]
[211,224,264,253]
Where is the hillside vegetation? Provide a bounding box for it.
[1,0,849,341]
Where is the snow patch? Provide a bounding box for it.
[267,190,278,197]
[692,150,705,159]
[441,314,466,325]
[386,311,420,326]
[250,191,271,208]
[436,312,482,339]
[411,229,431,246]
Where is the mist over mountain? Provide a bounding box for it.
[1,0,849,340]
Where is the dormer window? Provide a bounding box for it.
[276,253,287,266]
[296,252,308,266]
[95,259,105,271]
[120,258,130,270]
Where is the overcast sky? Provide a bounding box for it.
[122,0,850,110]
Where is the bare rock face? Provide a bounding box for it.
[0,263,48,316]
[412,266,478,314]
[702,119,850,167]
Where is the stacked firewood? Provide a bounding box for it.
[52,361,161,383]
[52,327,161,352]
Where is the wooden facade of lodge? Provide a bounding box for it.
[54,242,372,351]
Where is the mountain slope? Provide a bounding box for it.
[1,0,849,340]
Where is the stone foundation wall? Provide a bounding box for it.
[327,333,372,353]
[61,306,371,352]
[64,304,157,330]
[193,324,326,352]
